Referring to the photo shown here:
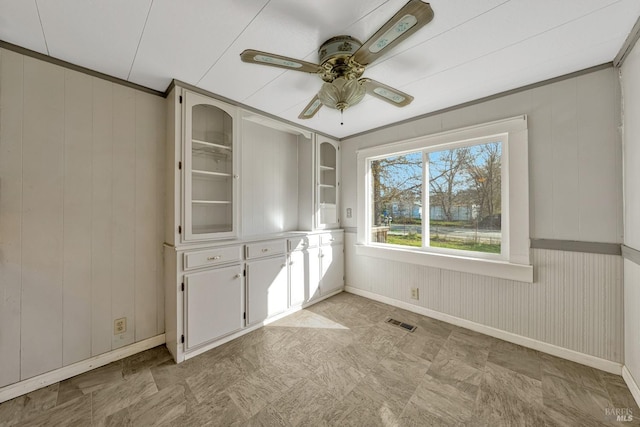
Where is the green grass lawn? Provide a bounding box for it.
[386,234,501,253]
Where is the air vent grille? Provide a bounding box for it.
[385,317,417,332]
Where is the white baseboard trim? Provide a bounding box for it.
[345,286,623,375]
[623,366,640,408]
[0,334,165,404]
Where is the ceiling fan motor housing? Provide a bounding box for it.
[318,35,365,82]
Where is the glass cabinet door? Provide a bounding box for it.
[184,91,237,241]
[317,137,340,228]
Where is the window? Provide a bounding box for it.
[370,139,503,257]
[356,116,532,282]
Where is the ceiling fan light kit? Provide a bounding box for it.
[239,0,434,122]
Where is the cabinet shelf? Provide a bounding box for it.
[192,169,232,178]
[319,165,335,171]
[192,139,231,151]
[192,200,232,204]
[318,184,335,188]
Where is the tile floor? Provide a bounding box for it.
[1,292,638,426]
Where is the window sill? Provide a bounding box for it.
[355,244,533,283]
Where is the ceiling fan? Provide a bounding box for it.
[240,0,434,123]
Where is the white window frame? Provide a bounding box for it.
[356,116,532,283]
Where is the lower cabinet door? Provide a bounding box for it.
[247,256,288,325]
[307,247,321,302]
[320,244,344,296]
[289,250,306,307]
[185,264,243,349]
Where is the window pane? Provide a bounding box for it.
[371,153,423,247]
[428,142,501,254]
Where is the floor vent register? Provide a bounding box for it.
[385,317,417,332]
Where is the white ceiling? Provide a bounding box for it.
[1,0,639,139]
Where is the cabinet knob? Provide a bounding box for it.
[234,274,241,279]
[261,248,269,253]
[233,174,239,179]
[207,255,221,261]
[329,238,335,242]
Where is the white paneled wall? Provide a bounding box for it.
[622,39,640,390]
[241,120,299,236]
[341,66,624,364]
[345,233,624,362]
[0,48,165,387]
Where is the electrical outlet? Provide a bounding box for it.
[410,288,419,300]
[114,317,127,335]
[346,208,352,218]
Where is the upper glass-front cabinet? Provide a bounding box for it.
[183,91,238,241]
[316,137,340,229]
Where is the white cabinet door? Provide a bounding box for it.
[316,136,340,229]
[183,90,239,241]
[307,247,321,302]
[289,250,306,307]
[320,244,344,296]
[185,264,243,349]
[247,256,288,325]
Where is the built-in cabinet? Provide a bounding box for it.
[183,92,239,241]
[246,240,288,325]
[184,263,244,349]
[164,83,343,363]
[316,137,340,229]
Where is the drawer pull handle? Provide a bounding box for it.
[261,248,269,253]
[207,256,221,261]
[329,238,335,242]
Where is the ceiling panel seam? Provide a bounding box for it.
[34,0,49,55]
[196,0,272,86]
[127,0,155,80]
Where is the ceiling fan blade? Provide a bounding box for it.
[240,49,321,73]
[298,95,323,119]
[362,78,414,107]
[351,0,434,66]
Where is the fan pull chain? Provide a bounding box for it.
[341,109,344,126]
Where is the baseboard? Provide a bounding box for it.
[345,286,623,375]
[0,334,165,404]
[623,366,640,408]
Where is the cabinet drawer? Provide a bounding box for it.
[320,232,343,246]
[245,240,286,259]
[306,234,320,248]
[288,236,309,251]
[184,245,243,270]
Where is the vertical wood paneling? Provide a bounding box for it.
[156,96,166,335]
[241,121,299,236]
[0,49,23,387]
[0,49,167,385]
[576,70,620,243]
[111,85,136,349]
[91,78,113,356]
[62,70,93,365]
[135,92,159,341]
[551,78,580,239]
[346,236,623,362]
[21,57,65,379]
[624,261,640,380]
